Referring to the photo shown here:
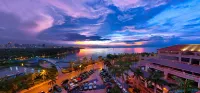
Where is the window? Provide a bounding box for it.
[191,59,200,65]
[182,52,195,55]
[181,57,190,63]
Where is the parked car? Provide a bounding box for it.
[122,88,129,93]
[62,79,69,84]
[73,78,78,83]
[106,88,111,93]
[88,83,93,90]
[119,85,123,89]
[93,84,97,89]
[84,83,89,90]
[93,80,97,84]
[79,86,84,91]
[62,84,69,91]
[105,82,112,87]
[48,88,53,93]
[53,85,62,92]
[76,77,82,82]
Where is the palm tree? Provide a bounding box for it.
[133,87,141,93]
[109,61,131,87]
[48,77,56,88]
[78,63,85,73]
[76,59,81,64]
[40,70,47,80]
[82,57,88,65]
[31,72,38,81]
[146,70,166,93]
[98,56,103,62]
[88,57,94,64]
[0,79,11,92]
[118,61,132,82]
[110,85,121,93]
[169,76,198,93]
[131,68,143,89]
[11,83,18,93]
[109,65,120,78]
[106,54,113,60]
[69,61,75,72]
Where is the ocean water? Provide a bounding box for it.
[65,47,159,61]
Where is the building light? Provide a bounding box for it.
[182,49,186,51]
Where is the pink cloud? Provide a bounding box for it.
[110,0,167,10]
[111,0,139,10]
[0,0,110,35]
[0,0,55,34]
[20,13,54,34]
[44,0,111,19]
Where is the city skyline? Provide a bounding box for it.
[0,0,200,47]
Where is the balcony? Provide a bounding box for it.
[148,64,200,82]
[159,52,200,60]
[159,53,180,57]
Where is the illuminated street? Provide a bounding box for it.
[21,62,103,93]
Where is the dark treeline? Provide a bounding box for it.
[0,47,80,60]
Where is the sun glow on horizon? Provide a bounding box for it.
[74,41,144,46]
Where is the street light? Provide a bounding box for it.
[42,70,46,73]
[21,63,24,66]
[79,64,82,74]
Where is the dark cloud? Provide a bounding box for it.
[123,39,147,44]
[0,12,21,29]
[63,33,110,41]
[184,23,200,29]
[123,36,164,44]
[38,32,109,41]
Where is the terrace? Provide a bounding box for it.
[140,58,200,82]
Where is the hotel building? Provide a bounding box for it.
[138,44,200,92]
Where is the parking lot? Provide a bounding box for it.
[65,69,106,93]
[22,62,104,93]
[80,69,105,93]
[48,67,106,93]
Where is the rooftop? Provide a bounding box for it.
[158,44,200,52]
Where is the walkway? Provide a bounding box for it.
[42,58,62,75]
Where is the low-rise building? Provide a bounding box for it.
[138,44,200,93]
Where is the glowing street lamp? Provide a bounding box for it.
[21,63,24,66]
[163,87,168,93]
[79,64,82,73]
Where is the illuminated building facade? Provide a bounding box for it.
[139,44,200,92]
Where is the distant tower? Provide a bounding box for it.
[7,42,13,48]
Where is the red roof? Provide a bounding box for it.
[158,44,200,52]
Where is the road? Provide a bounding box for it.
[20,62,103,93]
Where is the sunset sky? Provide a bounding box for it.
[0,0,200,47]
